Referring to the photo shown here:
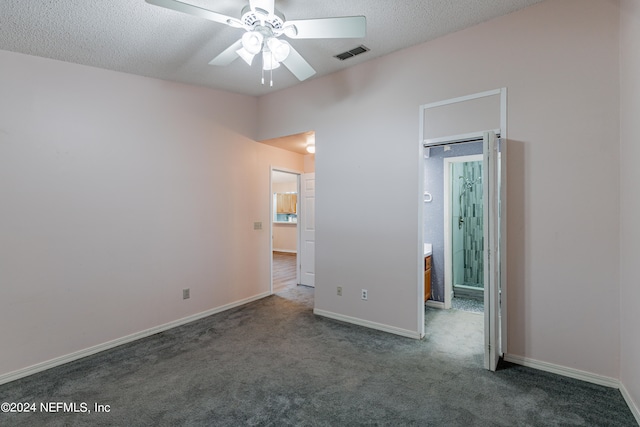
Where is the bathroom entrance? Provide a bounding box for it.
[422,134,505,371]
[424,144,484,312]
[419,89,507,371]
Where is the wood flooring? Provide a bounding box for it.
[272,251,297,292]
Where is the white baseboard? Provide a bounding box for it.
[620,382,640,425]
[501,355,640,422]
[503,354,620,389]
[313,308,421,339]
[273,249,297,254]
[0,291,271,386]
[425,300,445,309]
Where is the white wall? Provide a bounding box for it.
[258,0,621,378]
[304,154,315,173]
[619,0,640,419]
[272,223,297,252]
[0,49,304,378]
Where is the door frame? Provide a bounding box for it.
[418,88,507,369]
[443,154,484,310]
[269,166,303,294]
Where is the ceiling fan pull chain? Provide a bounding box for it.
[261,67,265,85]
[270,55,274,87]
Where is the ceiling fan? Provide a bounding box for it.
[146,0,366,86]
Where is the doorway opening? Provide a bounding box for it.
[419,89,507,371]
[271,169,301,293]
[422,133,505,371]
[262,130,316,299]
[424,143,485,370]
[445,153,484,313]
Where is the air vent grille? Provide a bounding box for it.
[334,45,370,61]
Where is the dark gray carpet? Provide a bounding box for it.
[0,285,636,426]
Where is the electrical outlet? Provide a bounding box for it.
[361,289,368,300]
[337,286,342,296]
[183,288,190,300]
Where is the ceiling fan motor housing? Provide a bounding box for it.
[240,5,285,32]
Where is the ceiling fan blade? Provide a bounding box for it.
[209,39,243,66]
[249,0,275,16]
[146,0,242,27]
[284,16,366,39]
[281,43,316,81]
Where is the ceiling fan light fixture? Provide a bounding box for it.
[267,38,291,62]
[236,47,256,65]
[241,31,264,55]
[262,51,281,70]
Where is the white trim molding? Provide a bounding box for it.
[420,88,503,110]
[503,354,619,389]
[272,249,297,254]
[425,300,445,309]
[0,292,271,386]
[313,309,421,339]
[620,382,640,425]
[424,129,501,147]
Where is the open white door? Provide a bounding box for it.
[483,131,502,371]
[299,173,315,287]
[498,138,508,362]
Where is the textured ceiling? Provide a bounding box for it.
[0,0,545,97]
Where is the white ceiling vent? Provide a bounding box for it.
[334,45,370,61]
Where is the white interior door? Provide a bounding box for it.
[299,173,315,287]
[483,131,502,371]
[498,138,508,358]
